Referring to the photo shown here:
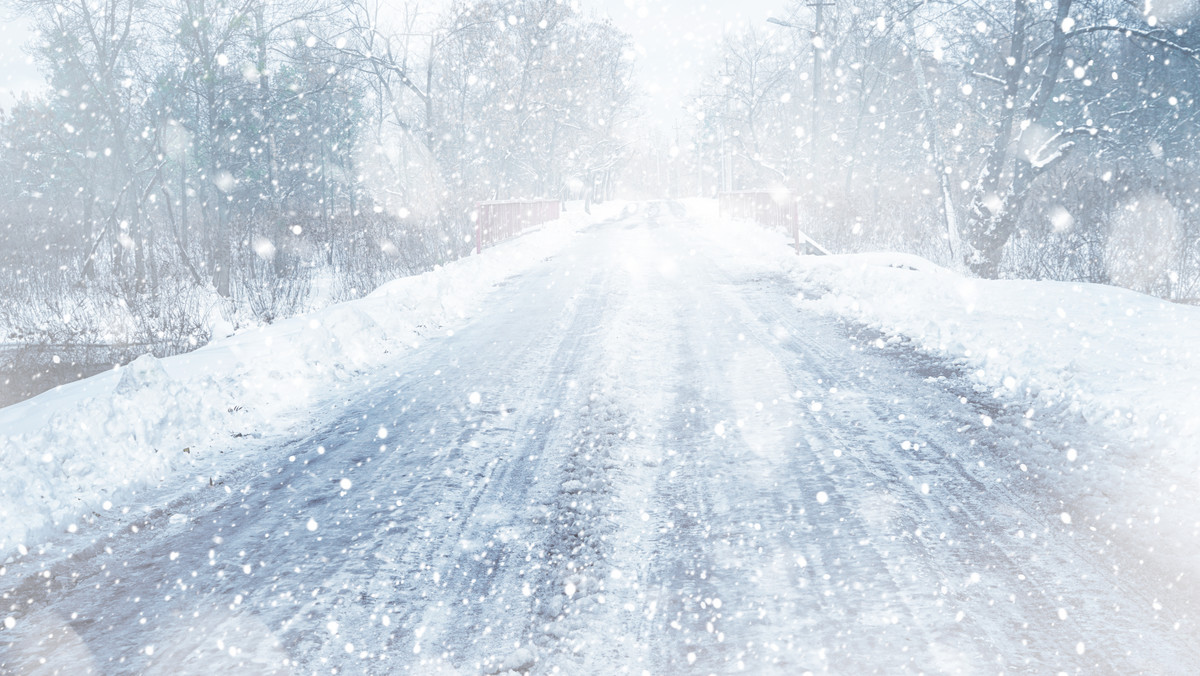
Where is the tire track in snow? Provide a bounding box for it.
[5,205,1197,675]
[524,219,681,673]
[327,270,616,674]
[626,255,940,675]
[696,229,1193,673]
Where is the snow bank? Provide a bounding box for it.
[0,203,622,560]
[798,260,1200,439]
[688,197,1200,545]
[690,201,1200,446]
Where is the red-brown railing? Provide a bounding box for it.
[717,191,828,255]
[475,200,561,253]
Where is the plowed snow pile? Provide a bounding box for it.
[0,204,622,559]
[686,197,1200,561]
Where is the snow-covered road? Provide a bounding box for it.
[3,203,1197,674]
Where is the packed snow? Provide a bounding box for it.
[2,202,1197,674]
[689,197,1200,570]
[3,0,1199,670]
[0,203,621,561]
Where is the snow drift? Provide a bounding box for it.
[687,197,1200,562]
[0,204,621,561]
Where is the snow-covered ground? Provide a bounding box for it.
[692,199,1200,445]
[0,203,624,563]
[1,200,1197,674]
[686,197,1200,575]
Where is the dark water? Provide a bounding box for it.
[0,344,152,409]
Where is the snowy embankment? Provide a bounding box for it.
[685,197,1200,543]
[0,203,622,560]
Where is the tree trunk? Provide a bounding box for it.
[904,19,961,263]
[963,0,1031,275]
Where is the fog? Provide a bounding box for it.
[3,2,1200,673]
[1,0,1199,393]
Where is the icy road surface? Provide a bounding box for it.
[2,203,1197,675]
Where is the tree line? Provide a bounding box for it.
[0,0,634,345]
[689,0,1200,298]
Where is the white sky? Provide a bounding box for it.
[0,0,789,126]
[593,0,787,127]
[0,10,43,107]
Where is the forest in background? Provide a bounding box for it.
[622,0,1200,296]
[0,0,633,350]
[3,0,1200,393]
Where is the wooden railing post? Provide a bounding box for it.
[475,203,483,255]
[474,198,563,253]
[717,190,824,256]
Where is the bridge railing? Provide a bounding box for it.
[717,191,828,255]
[475,200,561,253]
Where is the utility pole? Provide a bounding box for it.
[672,119,682,198]
[722,55,734,192]
[808,1,834,167]
[769,3,834,167]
